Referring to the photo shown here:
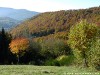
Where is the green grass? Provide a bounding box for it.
[0,65,99,75]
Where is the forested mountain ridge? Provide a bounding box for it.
[0,7,39,30]
[10,6,100,38]
[0,7,39,21]
[0,17,20,30]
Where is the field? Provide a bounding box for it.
[0,65,99,75]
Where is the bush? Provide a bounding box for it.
[28,61,35,65]
[44,58,60,66]
[40,38,71,59]
[56,55,74,66]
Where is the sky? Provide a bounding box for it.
[0,0,100,12]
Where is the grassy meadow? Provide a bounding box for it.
[0,65,99,75]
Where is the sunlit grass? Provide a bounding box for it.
[0,65,99,75]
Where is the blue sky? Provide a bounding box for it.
[0,0,100,12]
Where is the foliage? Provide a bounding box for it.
[23,40,42,65]
[87,39,100,69]
[9,37,30,63]
[40,38,71,59]
[10,38,29,55]
[68,20,99,67]
[10,6,100,38]
[56,55,74,66]
[44,59,59,66]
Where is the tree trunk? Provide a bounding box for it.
[17,55,20,64]
[83,50,88,67]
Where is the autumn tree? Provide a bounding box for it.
[68,20,99,67]
[9,38,30,63]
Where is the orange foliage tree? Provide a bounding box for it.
[9,38,30,63]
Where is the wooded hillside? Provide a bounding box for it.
[10,7,100,38]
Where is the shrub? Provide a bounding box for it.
[40,38,71,59]
[28,61,35,65]
[44,58,59,66]
[56,55,74,66]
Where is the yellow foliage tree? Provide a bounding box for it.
[68,20,99,67]
[9,38,30,63]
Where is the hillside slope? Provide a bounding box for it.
[0,17,20,30]
[10,7,100,38]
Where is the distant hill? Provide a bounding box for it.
[10,7,100,38]
[0,7,39,30]
[0,7,39,21]
[0,17,20,30]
